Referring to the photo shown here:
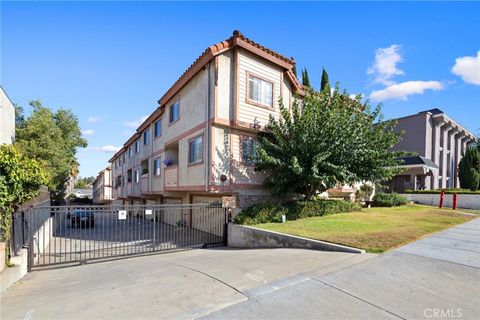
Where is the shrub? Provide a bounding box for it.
[233,203,288,225]
[234,199,360,225]
[372,193,408,207]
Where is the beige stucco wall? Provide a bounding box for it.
[237,49,283,126]
[0,87,15,145]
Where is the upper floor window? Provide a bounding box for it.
[135,140,140,153]
[188,136,203,164]
[134,169,139,183]
[128,146,132,157]
[169,101,180,124]
[143,130,149,145]
[154,119,162,138]
[127,169,132,183]
[153,159,161,176]
[241,138,257,165]
[248,74,273,108]
[141,159,149,176]
[123,153,126,162]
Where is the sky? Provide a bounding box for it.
[1,1,479,178]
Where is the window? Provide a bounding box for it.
[135,140,140,153]
[141,159,149,176]
[134,170,139,183]
[169,101,180,123]
[154,120,162,138]
[242,138,257,165]
[248,74,273,108]
[123,153,126,162]
[127,169,132,183]
[115,176,122,188]
[153,159,161,176]
[143,130,149,145]
[128,146,132,157]
[188,136,203,164]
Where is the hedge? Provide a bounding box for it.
[234,199,360,225]
[372,193,408,207]
[404,189,480,195]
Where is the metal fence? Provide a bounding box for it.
[25,204,228,269]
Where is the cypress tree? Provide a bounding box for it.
[302,68,311,87]
[321,68,331,93]
[458,146,480,191]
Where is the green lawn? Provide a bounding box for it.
[256,205,476,253]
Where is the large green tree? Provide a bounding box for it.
[458,146,480,191]
[254,88,404,200]
[15,101,87,203]
[301,68,311,87]
[0,145,49,263]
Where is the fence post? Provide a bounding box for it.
[439,191,445,209]
[452,193,457,210]
[27,206,33,271]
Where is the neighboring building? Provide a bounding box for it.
[389,108,477,192]
[0,86,15,145]
[109,30,303,208]
[92,166,113,204]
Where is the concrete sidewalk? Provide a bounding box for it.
[0,247,373,319]
[1,219,478,319]
[204,218,480,320]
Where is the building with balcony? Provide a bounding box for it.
[0,86,15,145]
[109,30,303,208]
[389,108,477,192]
[92,166,113,204]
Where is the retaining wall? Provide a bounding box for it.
[228,223,364,253]
[401,193,480,210]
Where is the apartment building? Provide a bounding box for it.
[0,86,15,145]
[109,30,303,208]
[92,166,113,204]
[390,108,477,192]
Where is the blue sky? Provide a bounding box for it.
[2,1,479,178]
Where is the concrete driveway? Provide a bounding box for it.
[1,218,478,320]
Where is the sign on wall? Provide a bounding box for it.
[118,210,127,220]
[222,196,236,208]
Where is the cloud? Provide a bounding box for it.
[91,145,121,153]
[369,81,444,102]
[82,129,95,136]
[451,51,480,85]
[367,44,404,85]
[123,115,148,128]
[87,116,100,123]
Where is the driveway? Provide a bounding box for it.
[1,218,478,320]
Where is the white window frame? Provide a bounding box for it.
[188,135,203,165]
[247,72,274,108]
[169,101,180,124]
[153,158,161,176]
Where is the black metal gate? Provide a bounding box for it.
[26,204,228,269]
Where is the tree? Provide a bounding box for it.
[301,68,311,87]
[458,147,480,191]
[320,68,331,93]
[14,101,87,203]
[0,145,49,263]
[254,88,404,200]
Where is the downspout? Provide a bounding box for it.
[205,62,212,192]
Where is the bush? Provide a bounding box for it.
[372,193,408,207]
[234,199,360,225]
[233,203,288,225]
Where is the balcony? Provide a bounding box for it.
[165,165,178,189]
[140,176,149,193]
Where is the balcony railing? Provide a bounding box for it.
[164,165,178,189]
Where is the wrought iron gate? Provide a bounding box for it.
[26,204,228,269]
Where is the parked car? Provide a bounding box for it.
[70,211,95,228]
